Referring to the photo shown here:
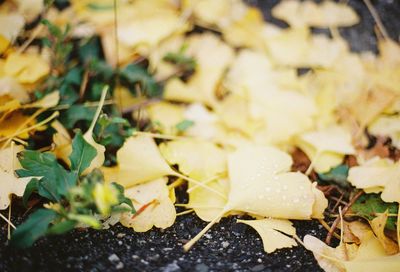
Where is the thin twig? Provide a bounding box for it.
[176,209,194,216]
[330,191,345,212]
[326,190,364,245]
[318,219,341,240]
[363,0,389,40]
[121,98,161,114]
[79,70,89,100]
[329,196,348,207]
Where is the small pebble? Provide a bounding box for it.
[250,264,266,272]
[108,254,120,263]
[195,263,209,272]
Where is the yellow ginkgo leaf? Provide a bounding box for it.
[148,35,185,81]
[237,219,297,253]
[272,0,359,28]
[184,144,327,251]
[182,103,223,140]
[51,120,72,165]
[250,89,317,145]
[222,6,266,50]
[115,134,173,187]
[184,0,239,29]
[265,27,310,67]
[0,14,25,53]
[186,178,229,222]
[343,237,400,272]
[164,33,234,107]
[108,133,225,199]
[303,234,358,272]
[349,88,397,132]
[0,172,30,210]
[0,144,30,210]
[0,77,29,104]
[369,115,400,149]
[226,145,326,219]
[15,0,44,23]
[0,144,24,174]
[4,52,50,84]
[370,211,399,255]
[25,91,60,108]
[296,125,355,173]
[146,102,185,134]
[159,139,226,180]
[215,94,262,137]
[0,111,36,139]
[223,49,275,97]
[159,138,228,221]
[119,178,176,232]
[117,15,189,54]
[348,157,400,202]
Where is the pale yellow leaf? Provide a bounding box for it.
[187,178,229,222]
[115,135,173,187]
[0,14,24,53]
[26,91,60,108]
[51,120,72,165]
[226,145,327,219]
[120,178,176,232]
[296,125,355,173]
[370,211,399,255]
[4,52,50,84]
[164,33,234,107]
[238,219,297,253]
[159,139,226,180]
[0,172,30,210]
[348,157,400,201]
[369,115,400,149]
[146,102,185,135]
[272,0,359,28]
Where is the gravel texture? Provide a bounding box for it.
[1,0,400,271]
[1,213,326,272]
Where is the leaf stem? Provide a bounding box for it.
[183,209,226,251]
[87,86,109,135]
[0,212,16,230]
[326,190,364,245]
[172,172,227,200]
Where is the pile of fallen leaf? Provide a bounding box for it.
[1,0,400,271]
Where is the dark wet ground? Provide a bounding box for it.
[1,1,400,271]
[1,213,326,272]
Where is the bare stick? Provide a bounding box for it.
[326,190,364,245]
[183,209,226,251]
[363,0,389,40]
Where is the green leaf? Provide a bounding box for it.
[22,178,40,207]
[47,220,77,235]
[86,3,113,11]
[17,151,77,201]
[112,182,134,211]
[352,193,398,230]
[59,104,96,128]
[11,209,58,248]
[317,164,350,189]
[41,19,62,37]
[176,120,194,132]
[79,37,101,62]
[120,64,161,97]
[163,51,196,72]
[69,131,97,175]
